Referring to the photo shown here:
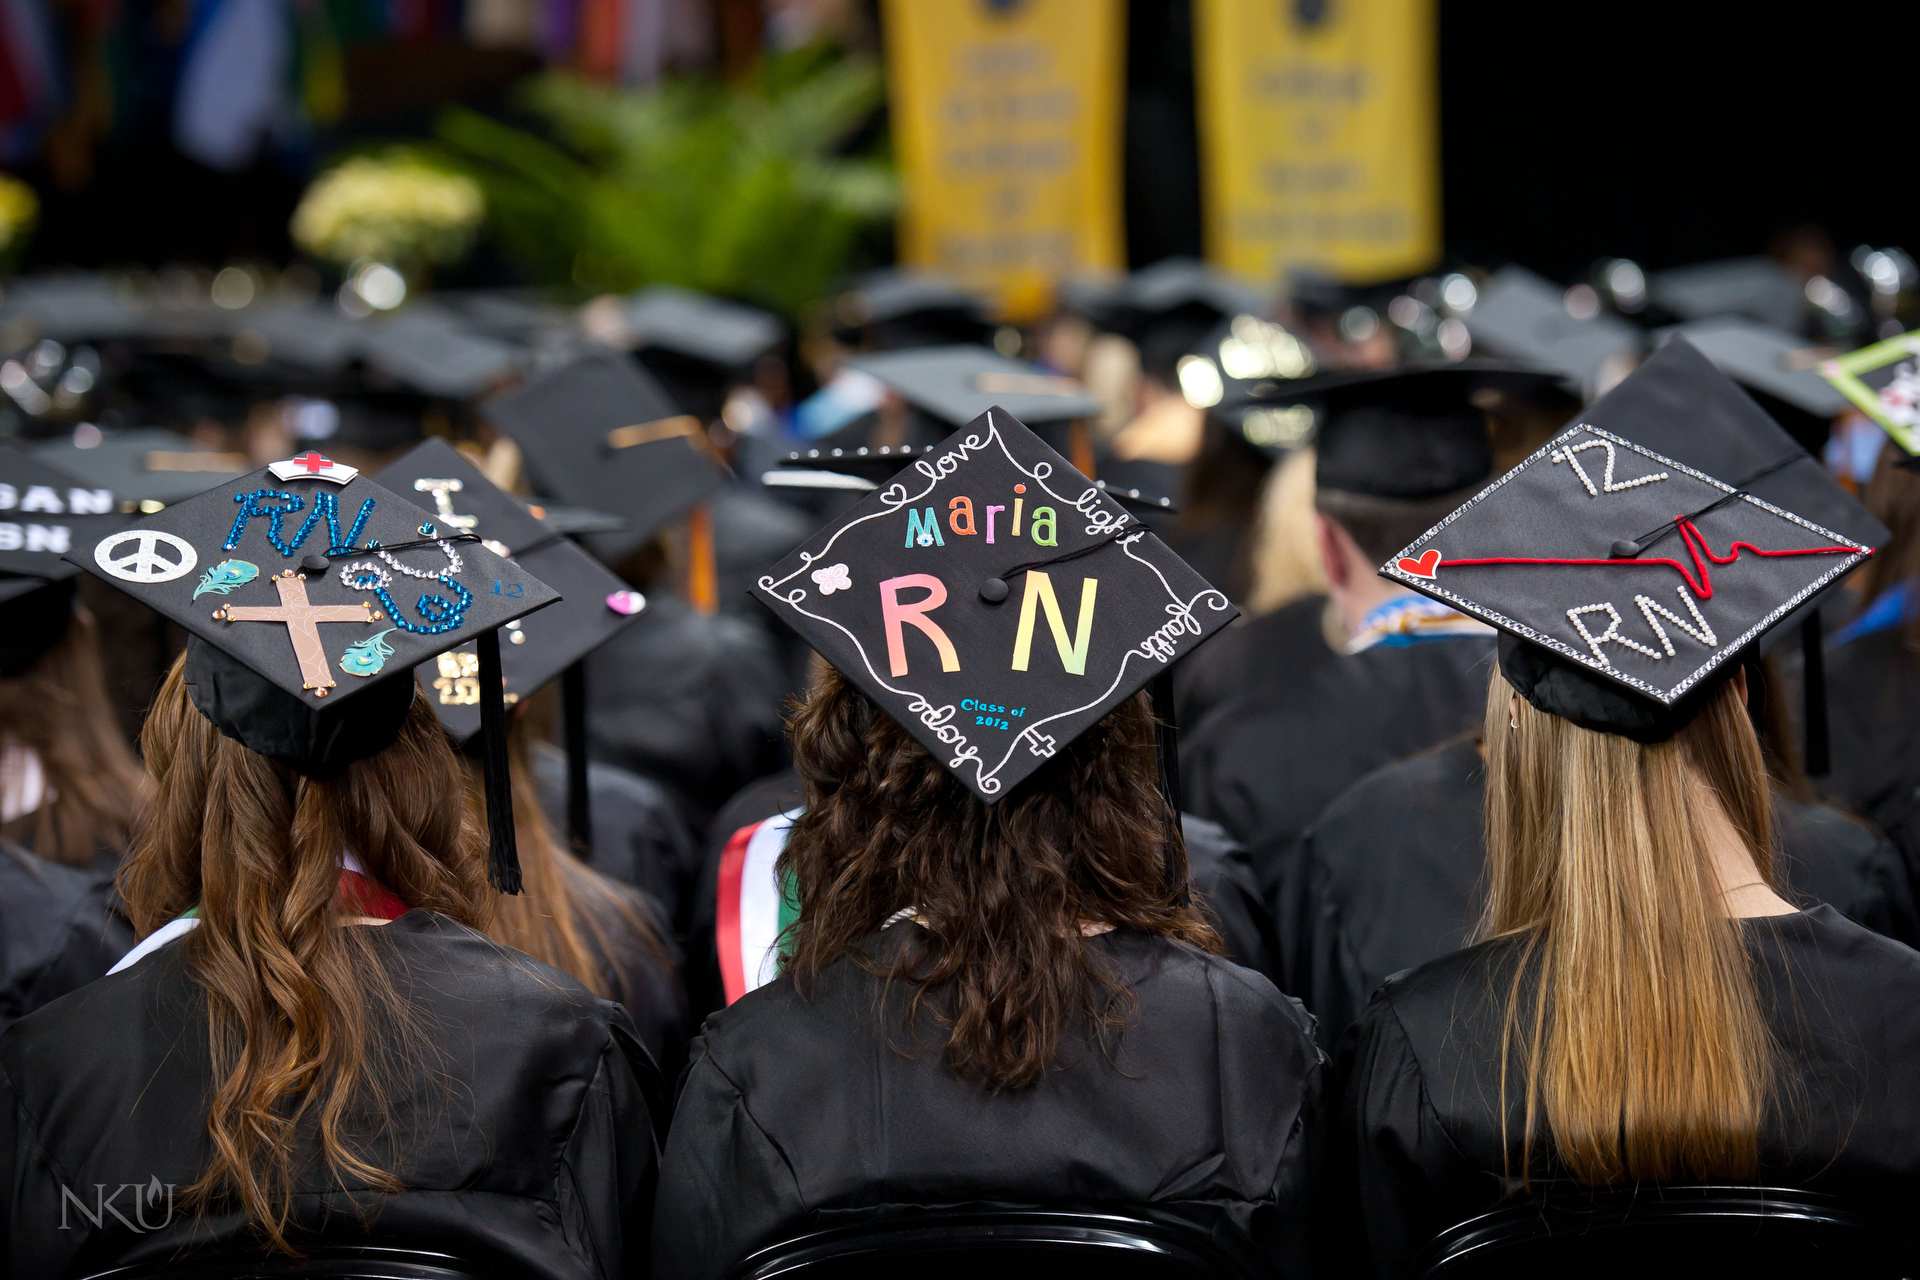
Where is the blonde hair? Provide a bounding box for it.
[1480,668,1775,1185]
[1245,446,1328,615]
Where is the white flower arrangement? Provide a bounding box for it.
[290,153,484,272]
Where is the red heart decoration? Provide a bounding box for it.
[1398,548,1441,579]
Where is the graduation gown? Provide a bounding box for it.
[0,844,131,1035]
[1172,595,1338,732]
[1821,624,1920,853]
[1297,735,1920,1048]
[532,740,702,937]
[567,865,690,1080]
[0,911,659,1279]
[655,927,1327,1280]
[1344,907,1920,1279]
[583,593,789,838]
[1184,635,1497,902]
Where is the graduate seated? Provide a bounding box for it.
[655,410,1326,1277]
[1342,410,1920,1277]
[0,459,657,1278]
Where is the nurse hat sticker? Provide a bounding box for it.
[755,408,1237,803]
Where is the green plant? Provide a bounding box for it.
[433,46,896,316]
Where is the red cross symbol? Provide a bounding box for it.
[292,451,334,474]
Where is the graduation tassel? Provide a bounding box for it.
[687,504,718,615]
[1147,669,1189,906]
[476,628,523,894]
[561,658,593,853]
[1801,607,1830,778]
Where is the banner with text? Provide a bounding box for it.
[882,0,1124,321]
[1195,0,1440,285]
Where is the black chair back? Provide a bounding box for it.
[79,1246,493,1280]
[1413,1185,1919,1280]
[729,1208,1266,1280]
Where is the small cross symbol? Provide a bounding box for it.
[293,451,333,474]
[213,571,381,694]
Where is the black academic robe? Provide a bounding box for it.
[0,844,130,1035]
[655,927,1327,1280]
[584,593,789,841]
[0,911,659,1279]
[683,772,1285,1020]
[1344,907,1920,1279]
[568,867,691,1080]
[1296,735,1920,1047]
[532,740,703,938]
[1184,635,1497,903]
[1821,626,1920,871]
[1173,595,1338,732]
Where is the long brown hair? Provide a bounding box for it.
[0,604,143,866]
[121,656,491,1252]
[1481,670,1776,1185]
[470,715,673,1003]
[780,668,1219,1092]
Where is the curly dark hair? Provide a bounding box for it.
[779,667,1221,1091]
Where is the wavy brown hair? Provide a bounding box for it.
[780,668,1219,1091]
[121,655,492,1252]
[468,714,674,1004]
[1482,670,1776,1186]
[0,604,143,867]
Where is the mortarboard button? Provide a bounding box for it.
[979,578,1009,604]
[302,553,330,573]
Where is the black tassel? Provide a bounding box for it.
[1147,669,1189,906]
[562,659,592,853]
[477,628,522,894]
[1801,607,1830,778]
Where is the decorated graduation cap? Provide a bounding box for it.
[66,448,560,890]
[1818,328,1920,456]
[484,347,727,561]
[0,446,121,675]
[373,439,645,850]
[755,407,1236,806]
[1380,342,1874,744]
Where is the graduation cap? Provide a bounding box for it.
[1180,313,1318,436]
[831,270,993,349]
[1817,328,1920,456]
[755,407,1236,815]
[33,428,247,508]
[1657,320,1851,455]
[484,347,727,561]
[845,346,1103,465]
[362,302,522,400]
[1380,349,1874,744]
[1463,266,1643,396]
[0,446,116,674]
[624,286,784,370]
[66,448,560,890]
[1648,257,1807,333]
[373,440,644,851]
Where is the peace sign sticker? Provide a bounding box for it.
[94,529,199,583]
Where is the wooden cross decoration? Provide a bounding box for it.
[212,570,384,695]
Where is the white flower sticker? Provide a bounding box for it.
[811,562,852,595]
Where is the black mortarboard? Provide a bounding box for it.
[1657,320,1850,455]
[1649,257,1807,333]
[846,345,1102,445]
[1381,363,1873,742]
[483,347,727,561]
[1463,266,1644,395]
[67,448,559,889]
[755,408,1236,804]
[34,428,246,508]
[1180,313,1318,434]
[362,302,522,400]
[1817,328,1920,456]
[0,444,121,577]
[624,286,785,370]
[373,440,644,850]
[831,270,993,349]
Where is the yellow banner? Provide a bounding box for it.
[1195,0,1439,284]
[882,0,1124,322]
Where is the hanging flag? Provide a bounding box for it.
[1194,0,1440,285]
[881,0,1124,322]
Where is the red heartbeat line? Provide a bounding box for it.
[1438,518,1865,600]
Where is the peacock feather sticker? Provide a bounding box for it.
[339,629,397,677]
[192,559,259,599]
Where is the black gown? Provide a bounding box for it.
[532,740,703,937]
[1172,595,1338,732]
[1820,625,1920,872]
[654,926,1328,1279]
[1344,906,1920,1278]
[0,911,659,1279]
[683,772,1284,1020]
[584,593,788,839]
[0,843,131,1035]
[1183,635,1497,901]
[1296,735,1920,1047]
